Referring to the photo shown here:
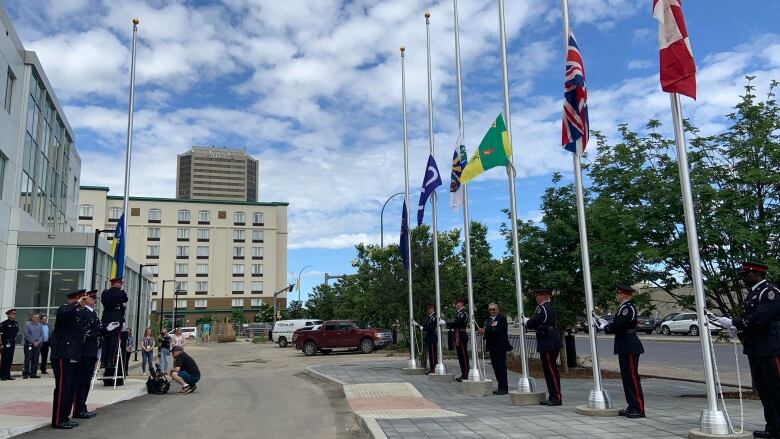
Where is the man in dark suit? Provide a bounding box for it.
[597,285,645,418]
[526,288,562,405]
[479,303,512,395]
[73,290,100,419]
[100,277,128,377]
[51,290,87,429]
[420,304,439,374]
[446,298,469,381]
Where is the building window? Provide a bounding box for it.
[195,298,208,309]
[176,246,189,258]
[251,281,263,294]
[146,245,160,258]
[175,299,187,309]
[151,300,158,311]
[197,228,209,241]
[177,228,190,241]
[233,246,244,259]
[233,229,245,242]
[147,265,159,276]
[4,68,15,113]
[175,263,188,276]
[175,281,188,292]
[232,264,245,276]
[0,153,5,199]
[198,210,210,224]
[251,298,263,307]
[231,298,243,307]
[252,230,264,242]
[231,282,244,294]
[251,264,263,276]
[234,211,245,225]
[177,209,191,224]
[196,246,209,258]
[196,263,208,276]
[195,281,207,292]
[109,207,122,221]
[147,227,160,240]
[148,208,161,223]
[252,247,264,259]
[252,212,264,225]
[76,224,90,232]
[79,204,93,219]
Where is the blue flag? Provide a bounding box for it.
[110,213,125,279]
[400,200,409,270]
[417,154,442,226]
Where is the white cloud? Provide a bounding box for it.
[627,59,653,70]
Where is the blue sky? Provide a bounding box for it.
[5,0,780,304]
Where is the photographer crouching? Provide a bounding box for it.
[170,346,200,394]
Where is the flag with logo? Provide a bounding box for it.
[653,0,696,99]
[400,200,410,270]
[460,114,511,184]
[562,32,589,154]
[449,130,467,210]
[417,154,442,226]
[110,213,125,279]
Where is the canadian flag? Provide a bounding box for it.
[653,0,696,99]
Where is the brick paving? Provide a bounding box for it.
[311,359,762,438]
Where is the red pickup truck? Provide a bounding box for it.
[293,320,393,356]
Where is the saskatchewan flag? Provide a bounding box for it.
[461,114,512,184]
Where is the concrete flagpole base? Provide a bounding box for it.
[688,429,752,439]
[508,390,546,405]
[575,405,620,417]
[429,373,455,382]
[402,368,426,375]
[462,379,493,397]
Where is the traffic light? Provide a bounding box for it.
[295,279,301,291]
[287,283,294,293]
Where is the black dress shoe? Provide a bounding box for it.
[6,377,15,380]
[52,421,77,429]
[455,377,463,382]
[30,375,41,379]
[539,400,549,405]
[493,389,508,395]
[753,431,777,439]
[547,400,562,406]
[618,409,628,416]
[22,375,28,379]
[626,411,646,419]
[73,412,96,419]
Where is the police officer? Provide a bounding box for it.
[420,304,439,374]
[51,290,87,429]
[0,309,19,380]
[526,288,562,405]
[73,290,100,419]
[446,298,469,381]
[100,277,128,375]
[731,261,780,439]
[596,285,645,418]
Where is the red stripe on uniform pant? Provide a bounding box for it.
[55,358,64,424]
[774,357,780,377]
[461,342,469,371]
[628,353,644,413]
[546,352,560,400]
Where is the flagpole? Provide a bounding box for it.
[401,46,419,370]
[497,0,536,396]
[561,0,613,412]
[670,93,730,435]
[423,12,448,377]
[452,0,481,383]
[121,18,139,269]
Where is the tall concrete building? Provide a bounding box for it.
[176,146,259,202]
[78,187,288,326]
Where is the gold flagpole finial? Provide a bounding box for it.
[132,18,140,25]
[424,11,430,19]
[400,46,405,53]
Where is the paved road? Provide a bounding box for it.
[19,342,375,439]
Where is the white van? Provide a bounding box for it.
[179,326,198,339]
[272,319,323,347]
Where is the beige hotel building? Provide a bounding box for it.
[77,186,288,326]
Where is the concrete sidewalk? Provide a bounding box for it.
[0,360,148,438]
[310,359,762,439]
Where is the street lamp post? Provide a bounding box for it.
[380,192,405,248]
[134,263,156,361]
[296,265,313,303]
[159,280,175,334]
[272,284,295,327]
[90,228,116,291]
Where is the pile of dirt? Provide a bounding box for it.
[507,358,622,379]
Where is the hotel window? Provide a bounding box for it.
[196,246,209,258]
[4,67,15,113]
[196,263,208,275]
[197,228,209,241]
[194,299,208,309]
[231,298,243,307]
[252,247,264,259]
[233,229,245,241]
[251,281,263,294]
[177,228,190,241]
[175,281,188,292]
[252,230,264,242]
[147,227,160,240]
[195,281,208,293]
[233,246,244,258]
[233,211,245,225]
[251,264,263,276]
[198,210,210,224]
[146,245,160,258]
[151,300,158,311]
[109,207,122,220]
[252,212,264,225]
[175,263,188,276]
[250,298,263,307]
[232,264,245,276]
[231,282,244,294]
[176,246,189,258]
[79,204,93,219]
[148,208,161,223]
[177,209,191,223]
[76,224,90,233]
[175,299,187,308]
[147,265,159,276]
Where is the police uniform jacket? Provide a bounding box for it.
[0,319,19,347]
[734,279,780,357]
[50,303,83,361]
[100,287,128,325]
[446,308,469,345]
[604,299,644,355]
[78,306,101,359]
[526,301,562,353]
[483,314,513,353]
[422,313,438,344]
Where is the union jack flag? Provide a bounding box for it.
[562,32,589,154]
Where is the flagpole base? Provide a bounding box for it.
[463,379,493,397]
[586,389,614,409]
[575,405,620,417]
[407,359,420,369]
[509,390,546,406]
[467,367,482,382]
[515,376,536,393]
[688,429,751,439]
[695,409,732,435]
[434,362,447,375]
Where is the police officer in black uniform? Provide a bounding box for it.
[420,304,439,374]
[598,285,645,418]
[51,290,87,429]
[446,298,469,381]
[100,277,128,376]
[526,288,562,405]
[0,309,19,380]
[732,261,780,439]
[73,290,100,419]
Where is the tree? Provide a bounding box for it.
[305,283,339,320]
[254,302,273,322]
[287,300,305,319]
[229,310,247,325]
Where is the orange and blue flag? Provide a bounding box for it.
[110,214,125,279]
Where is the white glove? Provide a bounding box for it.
[438,319,446,326]
[106,322,120,332]
[728,326,738,338]
[521,316,530,325]
[412,320,420,328]
[595,318,608,329]
[717,317,733,328]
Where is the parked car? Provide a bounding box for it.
[654,312,680,334]
[179,327,197,339]
[577,315,614,333]
[659,312,719,336]
[272,319,324,347]
[293,320,393,356]
[636,316,656,334]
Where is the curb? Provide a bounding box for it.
[638,373,753,391]
[305,366,387,439]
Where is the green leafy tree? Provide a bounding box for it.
[287,300,305,319]
[254,302,273,322]
[305,283,339,320]
[229,310,247,325]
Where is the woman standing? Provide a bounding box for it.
[171,327,186,350]
[141,328,155,375]
[157,329,172,372]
